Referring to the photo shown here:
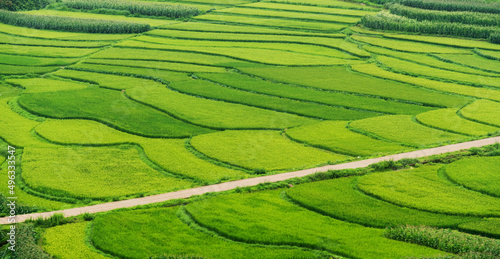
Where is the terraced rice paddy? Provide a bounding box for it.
[1,0,499,257]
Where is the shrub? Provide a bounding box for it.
[389,3,500,27]
[0,9,150,33]
[361,12,500,40]
[14,224,52,259]
[62,0,200,18]
[489,32,500,44]
[386,225,500,256]
[399,0,500,14]
[0,0,54,11]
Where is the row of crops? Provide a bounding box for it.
[0,0,499,257]
[361,0,500,43]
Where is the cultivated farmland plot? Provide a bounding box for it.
[0,0,499,258]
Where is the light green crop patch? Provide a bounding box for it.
[377,55,500,89]
[191,130,349,171]
[35,119,248,182]
[416,108,499,136]
[199,72,435,115]
[147,29,368,57]
[169,79,378,120]
[364,45,497,77]
[460,99,500,127]
[358,166,500,216]
[0,23,132,41]
[350,115,466,147]
[238,65,471,107]
[43,222,109,259]
[0,33,110,48]
[214,7,361,23]
[435,53,500,74]
[266,0,380,10]
[352,63,500,102]
[53,69,166,90]
[0,44,99,58]
[185,190,449,258]
[18,88,212,137]
[84,58,226,73]
[352,34,469,53]
[459,218,500,238]
[247,2,377,16]
[91,207,322,259]
[0,64,60,75]
[22,146,194,199]
[126,86,317,129]
[286,177,477,228]
[21,10,175,27]
[0,53,80,66]
[444,156,500,197]
[285,120,411,156]
[384,34,500,51]
[195,14,348,32]
[6,78,88,93]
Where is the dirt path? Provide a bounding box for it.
[1,136,499,225]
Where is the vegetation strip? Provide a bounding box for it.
[0,10,151,33]
[1,136,499,224]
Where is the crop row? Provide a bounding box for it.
[460,99,500,127]
[183,190,445,258]
[382,33,500,51]
[126,85,316,130]
[243,2,376,17]
[62,0,200,18]
[0,0,52,11]
[399,0,500,14]
[237,65,472,108]
[389,3,500,27]
[286,176,477,228]
[22,146,193,200]
[415,108,499,136]
[169,79,379,120]
[351,34,470,53]
[195,14,347,32]
[267,0,380,11]
[0,33,111,48]
[213,7,361,24]
[357,166,500,216]
[161,21,345,37]
[100,40,360,66]
[434,53,500,74]
[199,72,435,115]
[0,23,131,41]
[0,53,80,67]
[140,31,369,58]
[6,78,88,93]
[91,207,323,258]
[444,156,500,197]
[361,12,500,43]
[377,55,500,88]
[363,45,497,77]
[0,10,150,33]
[35,118,248,183]
[351,63,500,102]
[0,64,59,75]
[190,130,348,172]
[17,87,212,138]
[285,120,412,156]
[350,115,466,147]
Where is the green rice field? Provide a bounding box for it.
[0,0,499,257]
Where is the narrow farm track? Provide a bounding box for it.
[1,136,499,225]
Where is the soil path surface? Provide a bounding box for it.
[2,136,499,224]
